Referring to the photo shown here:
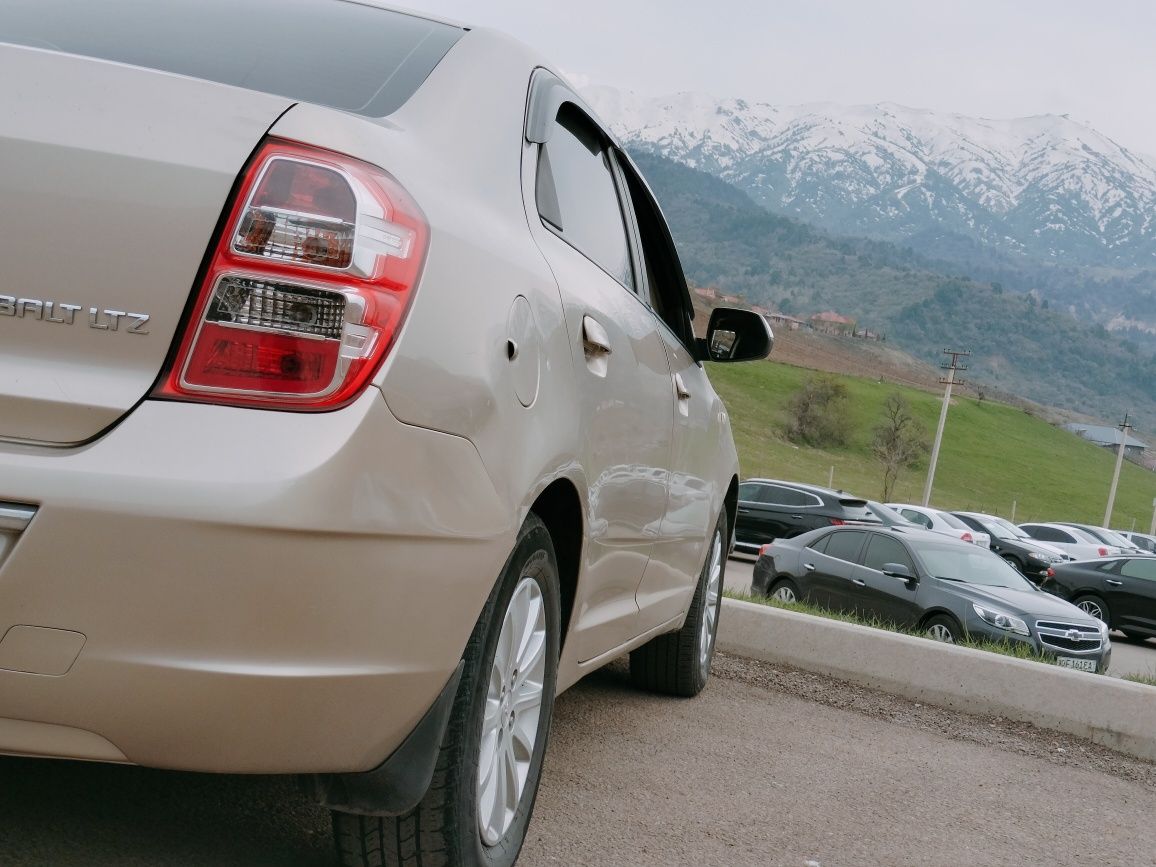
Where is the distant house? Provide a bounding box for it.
[768,312,806,331]
[693,286,718,300]
[809,310,857,336]
[1063,423,1149,458]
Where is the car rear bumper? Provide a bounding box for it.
[0,390,514,774]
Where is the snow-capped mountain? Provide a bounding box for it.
[584,85,1156,268]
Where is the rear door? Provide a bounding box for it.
[1106,559,1156,634]
[804,529,867,612]
[525,96,675,661]
[851,534,922,627]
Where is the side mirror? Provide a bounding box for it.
[699,307,773,363]
[882,563,916,582]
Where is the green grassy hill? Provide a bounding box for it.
[710,359,1156,529]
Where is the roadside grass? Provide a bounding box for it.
[708,359,1156,527]
[1122,672,1156,688]
[725,588,1058,667]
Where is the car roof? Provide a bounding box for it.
[744,478,849,497]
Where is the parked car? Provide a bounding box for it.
[1054,522,1149,556]
[1045,558,1156,641]
[1119,531,1156,554]
[735,480,880,553]
[886,503,990,548]
[753,526,1111,672]
[0,4,774,865]
[866,501,922,528]
[951,511,1066,583]
[1019,523,1122,560]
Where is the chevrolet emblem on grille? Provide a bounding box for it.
[1066,629,1081,641]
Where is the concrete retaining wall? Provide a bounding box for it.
[718,597,1156,761]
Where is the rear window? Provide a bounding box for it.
[0,0,463,117]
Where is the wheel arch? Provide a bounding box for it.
[529,477,583,655]
[917,607,962,633]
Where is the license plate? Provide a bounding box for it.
[1056,656,1097,672]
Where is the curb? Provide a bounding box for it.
[718,597,1156,762]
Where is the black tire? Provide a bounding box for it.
[1073,594,1110,626]
[768,578,801,605]
[923,614,962,643]
[630,511,727,697]
[1001,555,1023,573]
[333,514,561,867]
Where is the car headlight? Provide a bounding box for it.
[972,603,1030,636]
[1027,552,1047,561]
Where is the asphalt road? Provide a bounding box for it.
[725,556,1156,680]
[1,653,1153,866]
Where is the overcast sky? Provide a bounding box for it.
[406,0,1156,158]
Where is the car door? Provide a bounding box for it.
[609,148,717,629]
[850,533,922,627]
[525,94,675,661]
[736,482,770,548]
[803,529,868,612]
[1105,558,1156,634]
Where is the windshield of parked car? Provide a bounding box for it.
[934,511,972,531]
[980,515,1030,541]
[0,0,464,118]
[914,542,1035,590]
[1097,529,1135,548]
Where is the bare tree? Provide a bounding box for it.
[872,394,929,501]
[786,376,851,447]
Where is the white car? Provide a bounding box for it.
[1055,523,1150,556]
[1018,523,1122,560]
[886,503,991,548]
[1119,531,1156,554]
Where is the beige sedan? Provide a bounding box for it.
[0,1,771,864]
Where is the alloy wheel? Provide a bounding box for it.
[927,623,955,643]
[771,585,797,604]
[699,530,723,679]
[477,576,547,846]
[1077,599,1105,622]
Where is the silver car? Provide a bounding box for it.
[0,2,771,865]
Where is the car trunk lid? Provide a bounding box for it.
[0,45,292,444]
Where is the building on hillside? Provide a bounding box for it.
[693,286,718,300]
[1062,423,1149,459]
[809,310,857,336]
[767,312,807,331]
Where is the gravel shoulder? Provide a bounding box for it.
[519,653,1155,867]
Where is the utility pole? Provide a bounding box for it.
[922,349,970,507]
[1103,412,1132,528]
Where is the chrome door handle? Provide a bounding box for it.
[803,563,816,572]
[851,578,866,587]
[674,372,691,401]
[581,315,612,356]
[1106,579,1123,587]
[791,515,803,520]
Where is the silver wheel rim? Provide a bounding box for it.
[1077,600,1105,622]
[927,623,955,643]
[699,530,723,678]
[477,576,546,846]
[771,585,797,604]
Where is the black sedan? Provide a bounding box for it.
[1044,557,1156,641]
[752,525,1111,672]
[952,511,1066,583]
[734,479,879,554]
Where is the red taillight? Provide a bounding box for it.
[758,543,773,557]
[1046,567,1056,578]
[961,532,973,543]
[155,138,428,410]
[830,518,846,526]
[1098,547,1108,557]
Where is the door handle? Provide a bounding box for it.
[1106,579,1123,587]
[581,315,612,356]
[791,515,803,520]
[674,372,691,401]
[851,578,866,587]
[738,508,752,514]
[803,563,816,572]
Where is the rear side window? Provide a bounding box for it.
[537,105,634,289]
[900,509,932,529]
[862,535,916,574]
[1029,526,1075,544]
[806,534,832,554]
[765,486,819,507]
[824,531,866,564]
[1120,559,1156,582]
[738,483,764,503]
[0,0,463,117]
